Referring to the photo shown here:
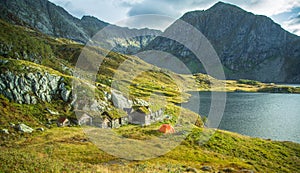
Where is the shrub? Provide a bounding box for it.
[237,79,261,86]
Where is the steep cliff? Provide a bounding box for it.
[144,2,300,82]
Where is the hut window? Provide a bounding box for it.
[119,118,122,124]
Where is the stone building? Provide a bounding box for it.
[128,108,164,126]
[98,111,129,128]
[78,113,93,126]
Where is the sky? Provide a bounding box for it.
[49,0,300,35]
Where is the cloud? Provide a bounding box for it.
[282,14,300,35]
[49,0,129,23]
[271,6,300,35]
[241,0,300,16]
[124,0,211,17]
[123,0,300,17]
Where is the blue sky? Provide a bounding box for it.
[49,0,300,35]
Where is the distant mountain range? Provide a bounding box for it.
[0,0,300,83]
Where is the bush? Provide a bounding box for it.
[237,79,261,86]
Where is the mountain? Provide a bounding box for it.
[144,2,300,83]
[1,0,299,82]
[0,0,161,54]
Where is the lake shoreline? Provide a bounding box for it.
[182,91,300,144]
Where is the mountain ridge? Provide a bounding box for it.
[143,1,300,82]
[0,0,161,53]
[1,0,300,82]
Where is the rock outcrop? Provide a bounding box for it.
[0,67,71,104]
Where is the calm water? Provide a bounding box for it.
[183,92,300,143]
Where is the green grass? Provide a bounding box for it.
[237,79,262,86]
[0,94,74,129]
[1,58,298,170]
[0,126,299,172]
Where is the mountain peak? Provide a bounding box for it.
[81,15,98,20]
[214,1,229,6]
[208,1,244,12]
[81,15,109,25]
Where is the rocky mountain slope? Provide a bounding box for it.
[144,2,300,83]
[0,0,161,54]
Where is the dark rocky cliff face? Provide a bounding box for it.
[144,2,300,83]
[0,0,161,54]
[0,0,90,42]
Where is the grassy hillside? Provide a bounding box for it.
[0,126,299,172]
[0,19,300,173]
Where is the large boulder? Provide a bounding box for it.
[16,123,34,133]
[0,129,9,134]
[59,83,71,102]
[111,90,132,109]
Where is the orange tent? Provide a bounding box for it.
[159,124,175,134]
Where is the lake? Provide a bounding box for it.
[182,92,300,143]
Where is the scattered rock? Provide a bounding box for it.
[36,127,44,132]
[16,123,34,133]
[90,100,105,112]
[164,115,172,120]
[0,59,8,64]
[59,83,71,102]
[0,129,9,134]
[61,88,71,102]
[201,166,212,171]
[9,123,15,128]
[104,91,112,101]
[240,169,255,173]
[186,167,199,173]
[175,130,187,135]
[223,168,235,172]
[46,108,59,115]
